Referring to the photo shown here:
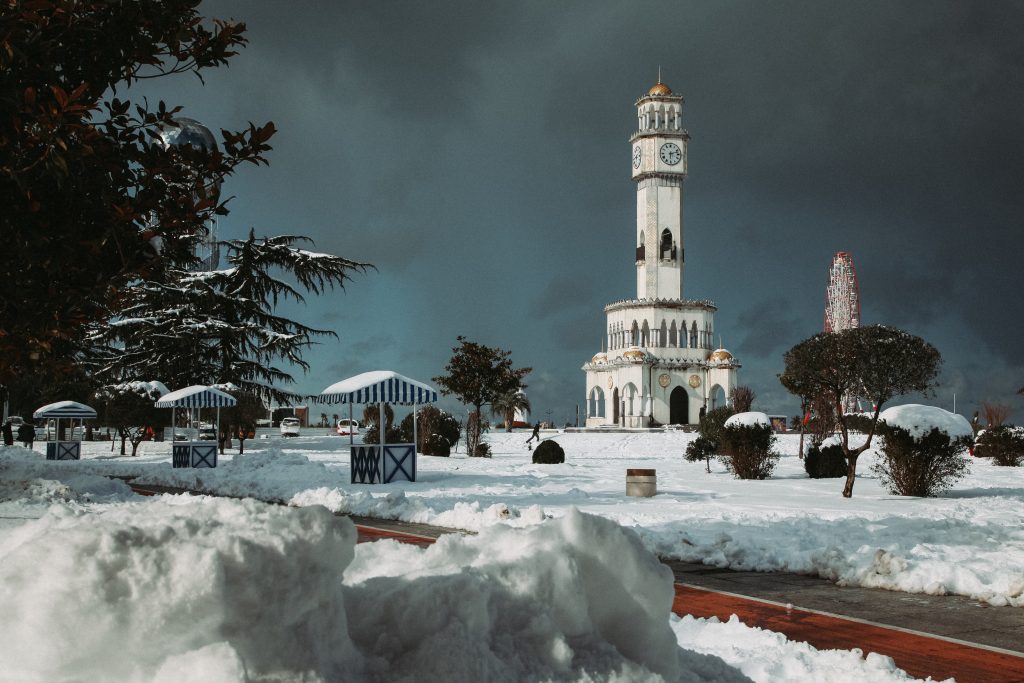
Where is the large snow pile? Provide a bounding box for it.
[0,447,134,505]
[0,496,747,682]
[878,404,973,440]
[724,412,771,429]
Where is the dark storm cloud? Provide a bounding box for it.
[144,1,1024,419]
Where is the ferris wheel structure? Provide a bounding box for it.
[824,251,861,333]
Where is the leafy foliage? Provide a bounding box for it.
[362,403,401,444]
[974,426,1024,467]
[433,337,530,458]
[219,388,265,454]
[804,444,847,479]
[719,423,778,480]
[491,391,531,432]
[0,1,263,383]
[532,440,565,464]
[93,381,166,456]
[779,325,941,497]
[871,424,971,496]
[398,406,461,457]
[684,435,716,473]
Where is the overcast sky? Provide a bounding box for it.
[134,0,1024,422]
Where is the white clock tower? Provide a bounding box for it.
[631,80,688,300]
[582,79,739,428]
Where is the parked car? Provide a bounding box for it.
[280,417,301,437]
[336,419,361,436]
[198,425,217,441]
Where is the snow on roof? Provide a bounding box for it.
[724,411,771,428]
[879,404,973,439]
[319,370,437,405]
[32,401,97,419]
[154,385,238,408]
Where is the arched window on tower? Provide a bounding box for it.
[637,230,645,262]
[690,321,698,348]
[641,320,650,347]
[659,320,667,348]
[660,229,676,261]
[669,320,677,347]
[631,321,639,346]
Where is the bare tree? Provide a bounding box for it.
[980,401,1011,428]
[730,386,755,413]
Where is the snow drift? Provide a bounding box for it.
[0,495,746,682]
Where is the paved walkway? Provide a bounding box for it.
[127,482,1024,681]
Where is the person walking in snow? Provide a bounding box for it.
[525,421,541,449]
[2,420,13,447]
[18,422,34,449]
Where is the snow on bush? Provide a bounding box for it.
[724,411,771,429]
[878,404,972,440]
[0,497,747,682]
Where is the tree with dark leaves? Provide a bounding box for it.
[433,337,531,457]
[1,1,266,384]
[779,325,941,498]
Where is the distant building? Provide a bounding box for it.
[582,79,739,427]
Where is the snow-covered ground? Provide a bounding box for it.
[3,427,1018,680]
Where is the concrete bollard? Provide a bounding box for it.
[626,468,657,497]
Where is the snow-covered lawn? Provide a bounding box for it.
[0,428,1018,680]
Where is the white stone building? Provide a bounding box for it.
[582,80,739,428]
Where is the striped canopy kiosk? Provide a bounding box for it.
[154,385,237,468]
[33,400,96,461]
[319,371,438,484]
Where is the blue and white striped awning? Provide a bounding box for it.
[154,385,238,408]
[33,401,97,419]
[319,371,437,405]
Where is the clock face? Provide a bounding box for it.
[688,374,701,388]
[632,145,642,169]
[660,142,682,166]
[658,373,671,388]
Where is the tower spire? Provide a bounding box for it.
[657,65,662,84]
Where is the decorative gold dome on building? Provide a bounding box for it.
[622,347,648,361]
[648,81,672,96]
[591,351,608,363]
[708,348,734,362]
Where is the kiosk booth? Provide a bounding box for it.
[33,400,96,460]
[319,371,437,484]
[155,385,236,468]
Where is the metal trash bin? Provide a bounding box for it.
[626,468,657,497]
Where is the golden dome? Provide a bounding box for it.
[591,351,608,363]
[622,347,648,361]
[648,82,672,96]
[708,348,734,362]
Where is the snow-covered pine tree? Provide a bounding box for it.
[91,230,368,404]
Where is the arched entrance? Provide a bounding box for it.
[612,387,619,424]
[670,386,688,425]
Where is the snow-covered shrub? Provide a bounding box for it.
[532,439,564,464]
[872,424,971,496]
[974,425,1024,466]
[719,413,778,480]
[473,441,492,457]
[804,444,847,478]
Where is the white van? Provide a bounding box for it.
[280,417,301,437]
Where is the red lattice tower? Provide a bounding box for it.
[824,252,861,333]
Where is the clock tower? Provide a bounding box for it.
[630,80,688,300]
[582,79,740,428]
